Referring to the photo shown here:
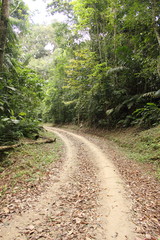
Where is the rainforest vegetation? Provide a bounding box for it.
[0,0,160,145]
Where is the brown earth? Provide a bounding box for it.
[0,127,159,240]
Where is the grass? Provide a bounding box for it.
[106,125,160,179]
[0,130,63,197]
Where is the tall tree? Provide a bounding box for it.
[0,0,9,70]
[43,0,160,127]
[0,1,44,144]
[150,0,160,47]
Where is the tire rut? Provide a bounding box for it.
[0,127,136,240]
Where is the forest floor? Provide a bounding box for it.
[0,126,159,240]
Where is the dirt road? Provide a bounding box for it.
[0,127,136,240]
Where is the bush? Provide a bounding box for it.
[132,103,160,128]
[0,117,40,145]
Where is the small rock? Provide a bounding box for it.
[27,224,35,231]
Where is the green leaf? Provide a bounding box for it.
[19,112,27,116]
[1,118,10,122]
[6,86,17,91]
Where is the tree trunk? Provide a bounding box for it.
[0,0,9,71]
[150,0,160,77]
[151,0,160,47]
[96,18,102,62]
[0,137,57,152]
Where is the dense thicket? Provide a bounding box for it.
[43,0,160,128]
[0,0,43,145]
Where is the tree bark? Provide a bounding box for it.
[0,0,9,71]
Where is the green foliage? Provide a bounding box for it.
[133,103,160,128]
[45,0,159,127]
[0,117,22,145]
[0,1,43,145]
[108,125,160,178]
[0,116,40,145]
[43,48,75,124]
[0,66,43,118]
[20,0,160,129]
[22,25,55,60]
[47,0,74,19]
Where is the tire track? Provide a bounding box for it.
[0,127,136,240]
[51,127,136,240]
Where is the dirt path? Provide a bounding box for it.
[0,127,136,240]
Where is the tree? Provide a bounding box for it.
[0,0,9,70]
[47,0,74,20]
[0,1,44,144]
[150,0,160,47]
[41,0,160,127]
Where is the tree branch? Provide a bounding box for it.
[0,138,56,152]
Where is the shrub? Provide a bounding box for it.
[133,103,160,128]
[0,117,40,145]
